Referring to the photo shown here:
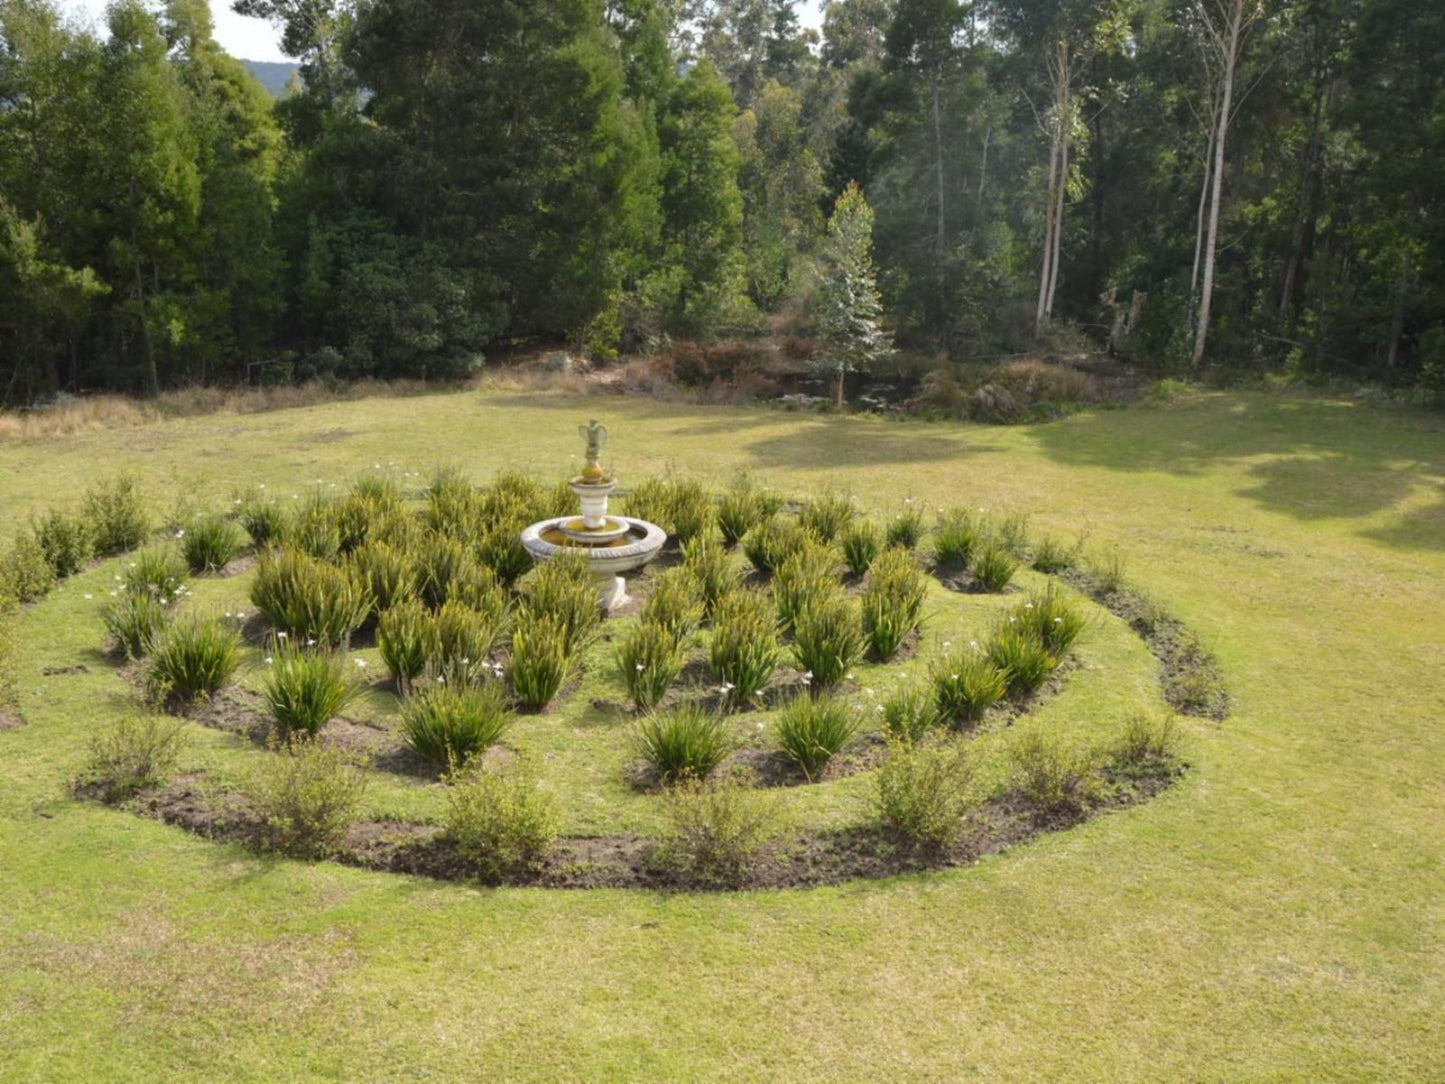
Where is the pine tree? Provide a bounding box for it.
[816,182,890,406]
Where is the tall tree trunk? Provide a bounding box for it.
[835,364,845,407]
[1279,74,1329,325]
[1385,252,1410,371]
[932,77,947,314]
[977,124,990,205]
[1035,133,1058,336]
[1190,103,1217,297]
[1046,120,1068,318]
[134,259,159,398]
[1192,1,1243,369]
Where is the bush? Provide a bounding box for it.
[933,508,983,569]
[432,599,506,684]
[1109,711,1183,777]
[33,508,93,578]
[931,648,1007,728]
[741,516,809,575]
[971,542,1017,592]
[83,476,150,555]
[250,549,371,648]
[414,532,472,609]
[448,563,508,625]
[639,566,704,643]
[250,736,368,858]
[377,599,437,691]
[681,531,739,614]
[775,693,858,780]
[1,532,56,602]
[348,540,418,612]
[286,491,342,560]
[716,478,769,545]
[1008,726,1100,817]
[985,619,1057,697]
[102,590,172,657]
[237,494,289,548]
[403,682,512,767]
[443,752,561,881]
[1011,583,1087,656]
[123,545,188,600]
[654,774,782,887]
[508,612,572,710]
[635,703,730,782]
[799,493,855,542]
[709,589,783,705]
[666,478,717,544]
[839,519,883,576]
[886,503,925,549]
[477,517,535,586]
[875,736,977,851]
[621,475,670,526]
[427,466,479,537]
[332,491,403,553]
[518,551,599,654]
[1090,547,1128,594]
[84,713,188,802]
[791,595,863,689]
[262,643,360,737]
[772,537,843,630]
[181,513,244,573]
[1031,534,1075,573]
[861,546,926,659]
[994,511,1031,555]
[147,612,239,702]
[882,684,937,742]
[616,620,686,711]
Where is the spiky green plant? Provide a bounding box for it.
[634,703,730,783]
[933,507,982,569]
[32,508,93,578]
[518,551,599,654]
[839,518,883,576]
[615,620,686,711]
[123,546,188,601]
[861,546,927,659]
[971,542,1017,593]
[261,642,361,737]
[791,595,863,690]
[377,599,437,691]
[402,682,511,768]
[886,503,925,549]
[348,540,418,613]
[681,531,739,614]
[640,566,705,643]
[717,479,768,545]
[799,493,855,542]
[432,599,506,684]
[985,618,1058,697]
[507,612,572,710]
[708,589,783,705]
[102,591,173,658]
[741,516,809,575]
[249,549,372,648]
[83,476,150,555]
[881,683,937,742]
[776,693,858,781]
[1010,583,1087,657]
[931,647,1008,728]
[147,613,239,703]
[773,537,844,630]
[181,513,244,573]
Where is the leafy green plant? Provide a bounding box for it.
[985,619,1058,697]
[286,491,342,559]
[83,476,150,555]
[1108,711,1184,778]
[716,478,768,545]
[123,546,188,600]
[861,546,927,659]
[708,589,784,705]
[635,703,730,783]
[332,491,403,553]
[348,540,418,612]
[994,511,1031,555]
[448,563,508,625]
[1090,546,1128,594]
[432,599,505,684]
[971,542,1017,592]
[147,612,240,702]
[1008,726,1101,817]
[839,518,883,576]
[639,566,705,643]
[791,594,863,689]
[507,612,572,710]
[615,620,686,711]
[414,531,472,609]
[933,507,982,569]
[250,736,368,858]
[773,537,843,630]
[1011,584,1087,656]
[654,774,783,887]
[443,752,561,882]
[882,683,937,742]
[377,599,437,691]
[237,493,289,548]
[403,682,512,767]
[930,648,1008,728]
[776,693,858,780]
[181,513,244,573]
[102,590,173,657]
[875,736,977,851]
[518,551,599,653]
[886,503,925,549]
[665,478,717,544]
[261,642,360,737]
[621,475,670,526]
[33,508,93,578]
[741,516,809,575]
[799,492,855,541]
[477,517,535,586]
[1,532,56,602]
[426,466,479,538]
[250,549,372,648]
[83,713,188,802]
[1031,534,1075,573]
[681,531,739,614]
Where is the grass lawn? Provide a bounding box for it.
[1,388,1442,1080]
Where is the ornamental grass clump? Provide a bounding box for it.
[930,647,1008,728]
[839,518,883,576]
[708,589,784,705]
[332,490,404,553]
[875,736,978,852]
[403,682,512,768]
[124,545,188,600]
[882,683,937,743]
[431,599,505,684]
[741,516,809,575]
[971,542,1018,593]
[1108,711,1184,777]
[994,511,1031,555]
[83,476,150,555]
[287,491,342,559]
[886,503,925,549]
[147,612,239,703]
[1008,725,1101,818]
[772,537,843,630]
[639,566,705,643]
[799,492,855,542]
[102,591,172,658]
[861,546,927,659]
[933,508,983,569]
[985,619,1058,697]
[508,612,572,710]
[775,693,858,780]
[377,598,437,691]
[791,594,864,690]
[681,531,739,614]
[181,513,244,573]
[426,466,480,538]
[261,641,360,737]
[622,476,670,526]
[33,509,92,578]
[654,774,783,888]
[250,549,372,648]
[237,494,289,548]
[1031,534,1075,573]
[1011,583,1087,657]
[518,551,599,654]
[635,703,731,783]
[477,516,535,586]
[347,540,418,612]
[665,478,717,545]
[414,532,472,609]
[616,621,686,711]
[443,752,561,882]
[251,736,368,858]
[84,713,188,803]
[716,478,769,545]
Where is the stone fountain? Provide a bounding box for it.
[519,420,666,611]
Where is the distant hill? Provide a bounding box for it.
[241,60,299,99]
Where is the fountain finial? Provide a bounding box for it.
[578,419,609,483]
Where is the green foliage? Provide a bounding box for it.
[681,531,739,614]
[1090,547,1128,594]
[1031,535,1076,573]
[772,536,843,629]
[442,753,561,882]
[708,589,784,705]
[261,643,360,737]
[431,599,505,685]
[83,713,188,803]
[1,531,56,602]
[775,693,858,781]
[799,493,856,542]
[507,612,572,711]
[403,682,512,768]
[83,477,150,556]
[123,546,188,600]
[741,515,809,575]
[616,620,686,711]
[639,566,705,643]
[930,648,1008,728]
[347,540,418,612]
[518,552,600,654]
[971,542,1017,593]
[654,774,782,888]
[147,612,239,702]
[377,599,437,691]
[250,736,368,858]
[1109,712,1184,778]
[1008,726,1101,818]
[102,590,172,658]
[839,518,883,576]
[413,531,471,609]
[716,477,771,544]
[477,518,537,587]
[32,508,93,578]
[860,546,927,659]
[249,549,372,648]
[1011,584,1087,657]
[635,703,731,783]
[790,594,863,689]
[882,683,938,743]
[875,737,977,851]
[625,477,716,543]
[985,619,1058,698]
[994,512,1031,555]
[286,494,342,560]
[237,494,289,548]
[886,504,926,549]
[814,183,890,405]
[180,513,244,573]
[933,508,982,569]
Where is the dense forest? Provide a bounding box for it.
[1,0,1442,403]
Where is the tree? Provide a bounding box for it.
[816,182,891,405]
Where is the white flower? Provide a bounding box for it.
[436,676,445,685]
[864,687,874,697]
[113,574,122,581]
[635,663,645,671]
[225,612,233,619]
[942,640,952,648]
[1025,603,1034,609]
[175,529,185,538]
[258,484,266,489]
[951,674,959,681]
[969,640,979,648]
[846,672,855,680]
[460,658,470,665]
[277,631,288,639]
[109,591,117,597]
[1054,617,1063,623]
[875,705,885,714]
[803,670,813,679]
[354,659,367,668]
[84,593,93,600]
[232,498,242,505]
[264,656,273,664]
[306,638,317,647]
[904,497,914,505]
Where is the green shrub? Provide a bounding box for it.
[414,532,471,609]
[426,466,479,538]
[775,693,858,780]
[741,516,809,575]
[33,509,93,578]
[971,542,1017,592]
[147,613,239,702]
[1031,534,1075,573]
[443,752,561,881]
[708,589,784,705]
[994,511,1031,555]
[639,566,705,643]
[654,774,782,887]
[666,478,717,544]
[1090,547,1128,594]
[1011,583,1087,656]
[1008,726,1101,817]
[930,648,1007,728]
[1,532,56,602]
[1109,711,1183,777]
[621,475,670,526]
[791,595,863,689]
[123,545,188,600]
[102,591,172,657]
[181,513,244,573]
[985,619,1058,697]
[886,503,925,549]
[287,491,342,560]
[347,540,417,612]
[717,478,768,545]
[250,549,372,648]
[519,551,599,654]
[350,472,404,506]
[933,508,982,569]
[772,537,843,630]
[861,546,927,659]
[432,599,505,684]
[377,599,437,691]
[875,736,977,851]
[635,703,730,783]
[250,736,368,858]
[508,612,572,710]
[539,479,575,519]
[237,494,289,548]
[882,684,937,742]
[681,531,739,614]
[839,519,883,576]
[84,713,188,802]
[448,563,508,625]
[616,620,686,711]
[262,643,360,737]
[799,492,855,541]
[83,476,150,555]
[332,491,404,553]
[477,517,535,586]
[403,682,512,767]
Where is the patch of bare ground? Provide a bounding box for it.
[0,707,24,732]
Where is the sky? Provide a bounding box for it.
[59,0,827,65]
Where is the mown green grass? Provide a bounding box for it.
[1,389,1443,1080]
